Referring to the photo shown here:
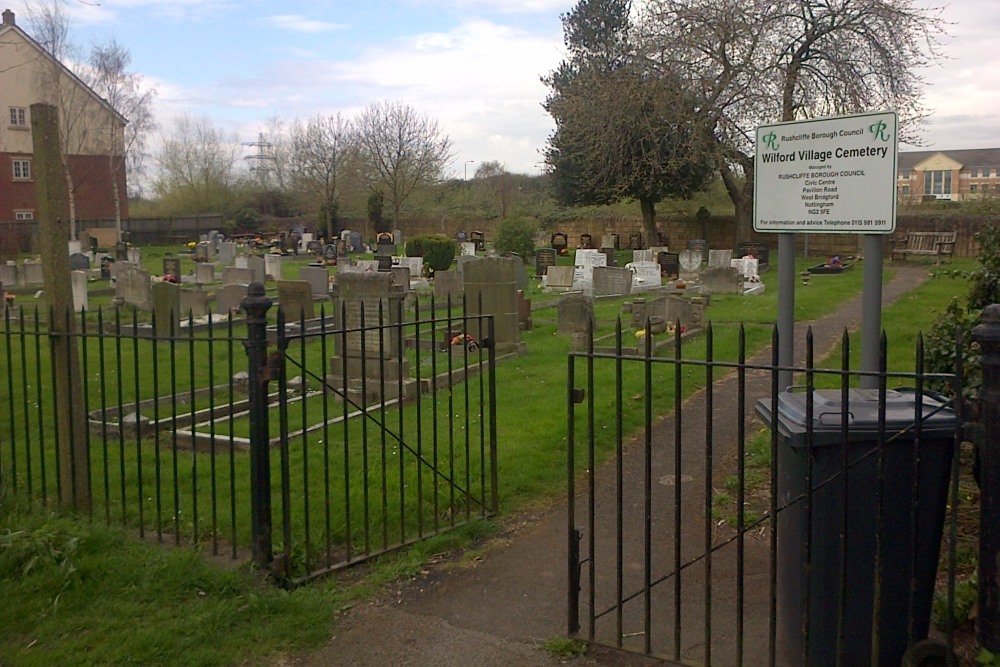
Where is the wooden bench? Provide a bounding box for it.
[889,230,957,264]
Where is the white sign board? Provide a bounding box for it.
[754,111,897,233]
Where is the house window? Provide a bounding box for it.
[924,170,951,195]
[14,211,33,220]
[8,106,26,127]
[986,169,993,178]
[899,169,911,179]
[12,159,30,180]
[971,184,978,193]
[901,185,910,194]
[971,168,979,177]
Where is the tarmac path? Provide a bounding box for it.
[292,265,931,667]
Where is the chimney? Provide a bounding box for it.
[1,9,14,27]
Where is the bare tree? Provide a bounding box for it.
[154,115,242,216]
[89,38,156,242]
[288,113,355,239]
[474,160,515,221]
[640,0,947,229]
[355,101,453,229]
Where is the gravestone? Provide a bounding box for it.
[329,271,411,400]
[593,266,633,297]
[460,242,477,257]
[246,256,266,283]
[463,256,521,352]
[393,229,404,248]
[222,267,252,286]
[323,244,338,264]
[215,284,248,315]
[544,265,575,290]
[573,249,607,292]
[557,292,595,350]
[264,253,283,281]
[0,262,17,287]
[348,232,363,253]
[535,248,557,276]
[71,270,88,312]
[456,255,481,277]
[390,266,410,289]
[126,247,141,265]
[470,230,485,251]
[628,231,643,250]
[162,256,181,281]
[374,255,393,272]
[731,257,760,281]
[115,242,129,261]
[151,281,181,335]
[21,260,43,286]
[300,232,314,252]
[277,280,315,321]
[708,249,733,269]
[456,230,468,243]
[580,233,593,249]
[517,290,532,332]
[510,254,528,290]
[306,240,323,256]
[70,253,90,271]
[298,265,330,299]
[662,295,705,331]
[217,241,236,265]
[68,239,82,256]
[179,284,210,318]
[551,233,568,255]
[195,263,215,284]
[687,239,708,260]
[116,264,152,311]
[434,270,463,303]
[678,249,703,282]
[702,266,742,295]
[627,261,662,293]
[633,249,653,264]
[736,241,769,271]
[602,234,616,251]
[657,252,680,279]
[397,256,423,278]
[599,247,616,268]
[100,256,115,280]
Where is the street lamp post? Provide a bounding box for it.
[465,160,474,180]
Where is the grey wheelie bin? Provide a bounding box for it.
[756,387,958,666]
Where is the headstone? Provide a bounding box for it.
[510,254,528,291]
[633,249,653,264]
[348,232,363,253]
[573,249,607,291]
[323,244,338,264]
[433,270,463,303]
[207,230,221,249]
[517,289,532,331]
[307,240,323,256]
[456,230,468,243]
[661,295,705,331]
[657,252,680,279]
[264,253,283,281]
[114,242,129,261]
[70,253,90,271]
[221,267,253,286]
[298,265,330,298]
[535,248,557,276]
[627,261,662,292]
[678,249,703,281]
[217,241,236,265]
[599,247,616,268]
[557,292,595,338]
[374,255,393,272]
[100,256,114,280]
[277,280,315,321]
[601,234,616,251]
[544,265,575,290]
[151,281,181,334]
[687,239,708,260]
[179,284,210,318]
[195,263,215,284]
[628,231,643,250]
[459,241,477,257]
[0,262,17,287]
[708,249,733,269]
[71,270,88,312]
[463,256,521,352]
[397,256,423,278]
[390,266,411,289]
[702,266,742,295]
[162,256,181,281]
[246,256,266,283]
[731,257,760,281]
[68,239,82,256]
[580,233,593,249]
[470,230,485,251]
[736,241,769,271]
[393,229,404,248]
[593,266,633,296]
[126,247,141,265]
[215,284,248,315]
[116,264,152,311]
[21,259,43,286]
[551,233,569,255]
[300,232,314,252]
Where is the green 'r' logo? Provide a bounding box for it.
[868,119,891,142]
[761,131,779,150]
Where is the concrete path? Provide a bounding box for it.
[292,266,930,667]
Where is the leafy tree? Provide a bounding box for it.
[367,188,388,234]
[640,0,947,230]
[492,215,537,258]
[474,160,515,220]
[355,101,453,229]
[154,115,241,216]
[543,0,715,243]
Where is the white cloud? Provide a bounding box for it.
[268,14,348,33]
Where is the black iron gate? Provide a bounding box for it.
[245,286,499,584]
[567,322,970,666]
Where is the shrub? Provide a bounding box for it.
[492,215,537,258]
[405,235,456,272]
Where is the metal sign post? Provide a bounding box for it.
[754,111,898,389]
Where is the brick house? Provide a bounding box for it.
[897,148,1000,203]
[0,8,127,223]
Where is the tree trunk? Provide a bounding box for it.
[639,195,659,246]
[64,168,78,242]
[110,153,123,243]
[32,103,90,511]
[719,156,754,244]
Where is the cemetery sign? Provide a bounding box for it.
[754,111,897,234]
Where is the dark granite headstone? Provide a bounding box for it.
[657,252,680,279]
[551,233,568,255]
[470,230,485,251]
[100,256,115,279]
[115,242,129,261]
[162,256,181,281]
[323,244,338,264]
[736,241,769,270]
[687,239,708,260]
[628,231,643,250]
[70,253,90,271]
[599,247,616,268]
[375,255,393,272]
[580,234,593,249]
[535,248,557,276]
[456,230,468,243]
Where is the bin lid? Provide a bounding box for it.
[757,388,958,446]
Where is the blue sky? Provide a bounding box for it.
[7,0,1000,177]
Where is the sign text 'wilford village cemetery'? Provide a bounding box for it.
[753,111,898,234]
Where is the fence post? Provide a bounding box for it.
[242,282,274,567]
[973,303,1000,652]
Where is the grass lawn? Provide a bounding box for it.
[0,251,979,666]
